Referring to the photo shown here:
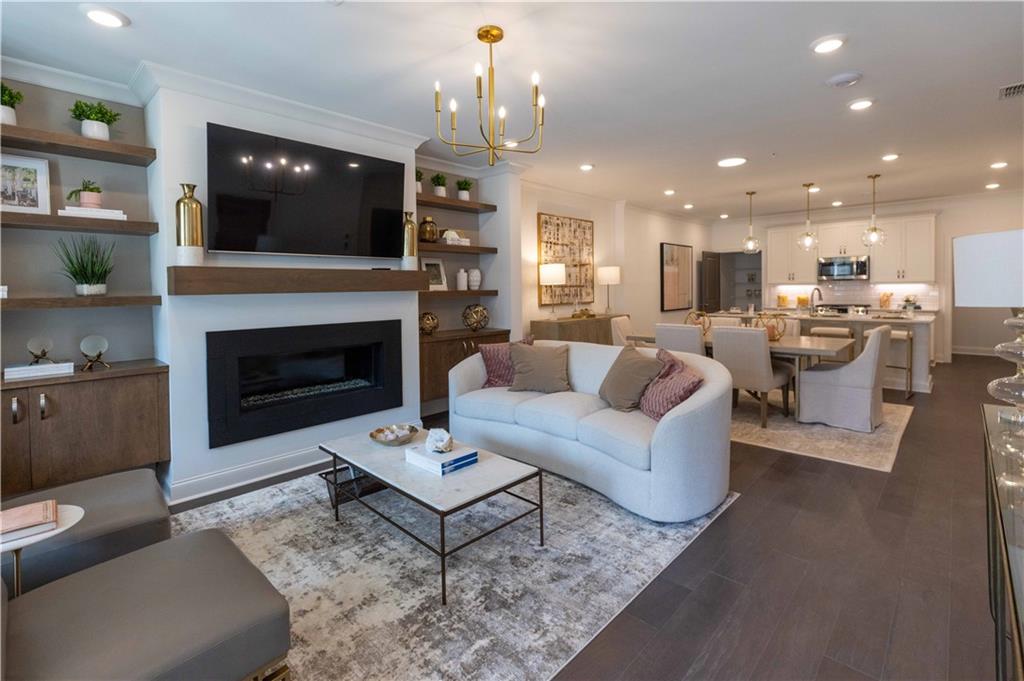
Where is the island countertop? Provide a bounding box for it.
[708,311,935,325]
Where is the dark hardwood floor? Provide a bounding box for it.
[554,354,1003,681]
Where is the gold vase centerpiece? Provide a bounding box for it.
[419,216,439,243]
[755,313,788,341]
[684,310,711,335]
[175,183,205,266]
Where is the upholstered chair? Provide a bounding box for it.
[610,315,653,347]
[709,316,742,328]
[712,326,794,427]
[655,323,705,356]
[799,325,891,432]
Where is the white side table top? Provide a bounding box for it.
[0,504,85,553]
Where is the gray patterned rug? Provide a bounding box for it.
[172,472,735,680]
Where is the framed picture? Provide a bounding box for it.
[1,154,51,215]
[421,258,448,291]
[537,212,594,306]
[660,242,693,311]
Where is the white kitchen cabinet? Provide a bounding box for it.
[871,215,935,282]
[817,221,869,258]
[765,226,818,283]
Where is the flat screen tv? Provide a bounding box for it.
[206,123,405,258]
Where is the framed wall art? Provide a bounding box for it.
[1,154,50,215]
[660,242,693,311]
[537,212,594,307]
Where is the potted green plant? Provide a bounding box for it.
[415,168,424,194]
[53,236,115,296]
[430,172,447,198]
[69,100,121,141]
[66,179,103,209]
[456,178,473,201]
[1,82,23,126]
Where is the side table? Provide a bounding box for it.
[1,504,85,596]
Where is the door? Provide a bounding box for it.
[701,252,721,312]
[29,375,162,488]
[791,236,819,283]
[870,219,903,282]
[2,389,31,497]
[766,229,792,283]
[816,224,846,258]
[901,216,936,281]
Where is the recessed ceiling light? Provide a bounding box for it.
[986,183,1001,190]
[809,186,821,193]
[347,162,360,168]
[811,34,846,54]
[663,189,675,196]
[719,214,729,219]
[825,71,862,88]
[848,98,874,111]
[832,200,843,207]
[717,157,747,168]
[81,5,130,27]
[991,161,1008,169]
[683,204,694,210]
[579,163,594,172]
[882,153,899,162]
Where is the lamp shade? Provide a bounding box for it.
[539,262,567,286]
[953,230,1024,307]
[597,266,621,286]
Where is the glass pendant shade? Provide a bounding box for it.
[861,174,886,248]
[797,184,817,251]
[742,234,761,255]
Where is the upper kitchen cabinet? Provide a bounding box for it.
[765,226,818,284]
[871,214,936,282]
[817,221,870,258]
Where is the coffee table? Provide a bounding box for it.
[319,431,542,605]
[0,504,85,597]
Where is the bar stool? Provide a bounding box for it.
[864,327,913,398]
[810,326,854,362]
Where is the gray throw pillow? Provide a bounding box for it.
[509,343,571,393]
[599,346,665,411]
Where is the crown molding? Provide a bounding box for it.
[415,154,530,179]
[129,61,427,150]
[1,57,141,106]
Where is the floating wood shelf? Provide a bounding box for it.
[1,212,158,236]
[0,124,157,167]
[419,328,510,344]
[418,242,498,255]
[416,195,497,214]
[419,289,499,300]
[1,295,161,310]
[1,358,168,389]
[167,266,429,296]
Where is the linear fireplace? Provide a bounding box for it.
[207,320,402,447]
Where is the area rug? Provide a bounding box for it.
[172,472,735,681]
[730,389,913,471]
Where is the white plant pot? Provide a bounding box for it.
[79,191,102,209]
[416,181,423,194]
[81,120,110,141]
[1,106,16,126]
[176,245,205,267]
[468,268,482,290]
[433,186,447,198]
[75,283,107,296]
[458,190,471,201]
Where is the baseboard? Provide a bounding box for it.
[953,346,996,357]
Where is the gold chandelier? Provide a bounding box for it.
[433,25,546,166]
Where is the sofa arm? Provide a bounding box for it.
[448,353,487,412]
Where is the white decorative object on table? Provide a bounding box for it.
[456,268,468,291]
[468,268,482,290]
[426,428,454,453]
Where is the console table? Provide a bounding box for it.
[530,314,620,345]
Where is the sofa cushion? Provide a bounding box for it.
[5,529,289,681]
[479,336,534,388]
[578,409,657,471]
[510,343,571,393]
[640,349,705,421]
[455,387,543,424]
[599,346,665,411]
[514,391,608,440]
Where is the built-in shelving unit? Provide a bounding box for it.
[1,295,162,310]
[1,358,168,389]
[0,124,157,167]
[418,241,498,255]
[419,289,499,300]
[416,194,497,214]
[167,266,428,296]
[1,213,159,236]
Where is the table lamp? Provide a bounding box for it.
[953,229,1024,428]
[597,266,621,315]
[540,262,567,319]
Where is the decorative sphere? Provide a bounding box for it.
[462,304,490,332]
[419,311,440,335]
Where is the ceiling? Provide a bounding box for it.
[3,2,1022,222]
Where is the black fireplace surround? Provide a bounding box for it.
[207,320,402,447]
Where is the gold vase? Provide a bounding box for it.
[403,211,418,257]
[419,216,439,243]
[175,184,204,247]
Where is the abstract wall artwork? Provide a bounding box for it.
[660,242,693,311]
[537,212,594,306]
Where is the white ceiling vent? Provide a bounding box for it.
[999,82,1024,99]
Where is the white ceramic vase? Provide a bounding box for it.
[468,268,482,290]
[75,283,107,296]
[79,191,102,209]
[456,268,469,291]
[81,120,110,141]
[1,106,16,126]
[416,181,423,194]
[458,190,470,201]
[433,186,447,198]
[401,255,418,272]
[176,245,205,266]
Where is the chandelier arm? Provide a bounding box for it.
[501,125,543,154]
[477,98,490,148]
[509,107,540,146]
[447,146,489,158]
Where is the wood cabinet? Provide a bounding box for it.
[420,329,510,402]
[766,226,818,284]
[530,315,617,345]
[0,361,169,496]
[872,214,936,282]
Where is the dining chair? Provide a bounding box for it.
[610,315,653,347]
[712,326,794,428]
[655,323,705,355]
[798,325,891,432]
[709,316,743,328]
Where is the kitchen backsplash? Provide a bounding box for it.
[766,280,940,310]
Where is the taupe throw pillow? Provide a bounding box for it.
[599,346,665,411]
[509,343,571,393]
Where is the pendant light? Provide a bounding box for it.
[741,191,760,254]
[796,183,818,251]
[861,173,886,248]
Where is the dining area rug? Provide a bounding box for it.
[729,389,913,471]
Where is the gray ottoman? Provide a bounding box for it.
[3,529,290,681]
[1,469,169,593]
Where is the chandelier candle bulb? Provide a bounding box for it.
[475,63,483,98]
[434,82,441,112]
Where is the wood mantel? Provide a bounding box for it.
[167,266,429,295]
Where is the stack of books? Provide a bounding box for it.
[405,444,478,476]
[57,206,127,221]
[1,499,58,543]
[3,362,75,381]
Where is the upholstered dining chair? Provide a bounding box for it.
[655,323,705,355]
[610,315,654,347]
[712,326,794,427]
[798,325,891,432]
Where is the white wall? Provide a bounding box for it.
[710,190,1024,361]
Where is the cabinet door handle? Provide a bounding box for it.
[11,396,22,424]
[38,393,49,420]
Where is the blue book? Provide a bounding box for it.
[405,444,478,476]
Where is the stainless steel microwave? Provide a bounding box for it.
[818,255,869,281]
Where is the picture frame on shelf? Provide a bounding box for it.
[421,257,448,291]
[1,154,51,215]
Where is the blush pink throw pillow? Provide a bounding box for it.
[640,348,704,420]
[479,336,534,388]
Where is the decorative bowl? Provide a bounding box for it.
[369,424,419,447]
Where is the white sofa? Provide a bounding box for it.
[448,340,733,522]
